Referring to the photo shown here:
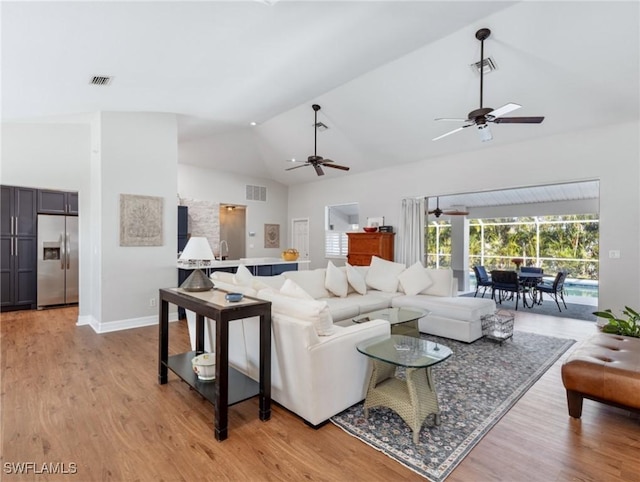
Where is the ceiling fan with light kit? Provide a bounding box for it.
[428,197,469,218]
[433,28,545,142]
[285,104,350,176]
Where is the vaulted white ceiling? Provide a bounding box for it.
[3,1,638,186]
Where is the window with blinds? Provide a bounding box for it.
[325,203,359,258]
[325,231,348,257]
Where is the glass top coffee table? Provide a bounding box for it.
[357,334,452,444]
[353,307,427,338]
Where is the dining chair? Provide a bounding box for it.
[535,270,568,312]
[490,270,526,310]
[519,266,544,304]
[473,265,492,298]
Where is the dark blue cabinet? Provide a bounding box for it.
[37,189,78,215]
[177,206,188,253]
[1,185,37,311]
[272,263,298,276]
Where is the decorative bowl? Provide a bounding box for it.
[191,353,216,381]
[225,292,244,302]
[282,249,299,261]
[363,226,378,233]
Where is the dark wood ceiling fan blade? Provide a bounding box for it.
[285,163,309,171]
[313,164,325,176]
[493,116,545,124]
[444,210,470,216]
[323,162,350,171]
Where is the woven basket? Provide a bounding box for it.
[282,250,299,261]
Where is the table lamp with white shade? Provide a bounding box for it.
[179,237,215,292]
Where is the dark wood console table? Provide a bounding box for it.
[158,287,271,441]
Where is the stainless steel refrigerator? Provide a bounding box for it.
[37,214,78,308]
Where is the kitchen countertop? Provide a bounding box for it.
[177,258,310,269]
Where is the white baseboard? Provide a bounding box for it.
[77,311,180,334]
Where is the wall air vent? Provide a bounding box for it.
[470,57,497,75]
[90,76,113,86]
[246,185,267,202]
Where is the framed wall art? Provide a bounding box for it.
[264,223,280,248]
[120,194,164,246]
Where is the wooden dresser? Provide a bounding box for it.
[346,232,395,266]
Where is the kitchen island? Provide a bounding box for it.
[177,257,309,278]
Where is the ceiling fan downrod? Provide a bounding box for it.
[312,104,321,159]
[475,28,491,110]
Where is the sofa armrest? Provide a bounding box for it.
[298,319,390,423]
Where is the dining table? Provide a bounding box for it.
[517,271,545,306]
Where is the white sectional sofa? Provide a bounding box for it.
[185,257,495,426]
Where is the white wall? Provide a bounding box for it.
[177,164,289,257]
[1,122,92,318]
[96,112,178,328]
[287,121,640,312]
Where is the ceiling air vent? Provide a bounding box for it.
[470,57,497,75]
[246,185,267,202]
[90,75,113,86]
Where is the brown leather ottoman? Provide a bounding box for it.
[561,333,640,418]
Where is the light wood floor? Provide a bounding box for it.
[1,307,639,482]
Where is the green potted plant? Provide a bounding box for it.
[593,306,640,338]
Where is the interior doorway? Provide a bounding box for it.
[219,204,246,260]
[291,218,309,261]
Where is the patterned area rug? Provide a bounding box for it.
[331,331,575,481]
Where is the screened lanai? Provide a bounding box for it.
[425,180,600,306]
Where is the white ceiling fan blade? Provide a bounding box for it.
[435,118,468,122]
[488,103,521,118]
[432,125,469,141]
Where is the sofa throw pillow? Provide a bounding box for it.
[252,275,285,292]
[340,266,356,294]
[345,263,367,295]
[259,290,335,336]
[365,256,406,293]
[398,261,433,296]
[233,264,253,287]
[280,278,314,300]
[420,268,454,297]
[211,271,235,284]
[282,269,330,299]
[325,261,349,298]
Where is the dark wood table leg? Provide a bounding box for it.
[259,311,272,421]
[195,313,205,353]
[215,313,229,441]
[158,298,169,384]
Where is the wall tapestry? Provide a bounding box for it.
[264,223,280,248]
[120,194,163,246]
